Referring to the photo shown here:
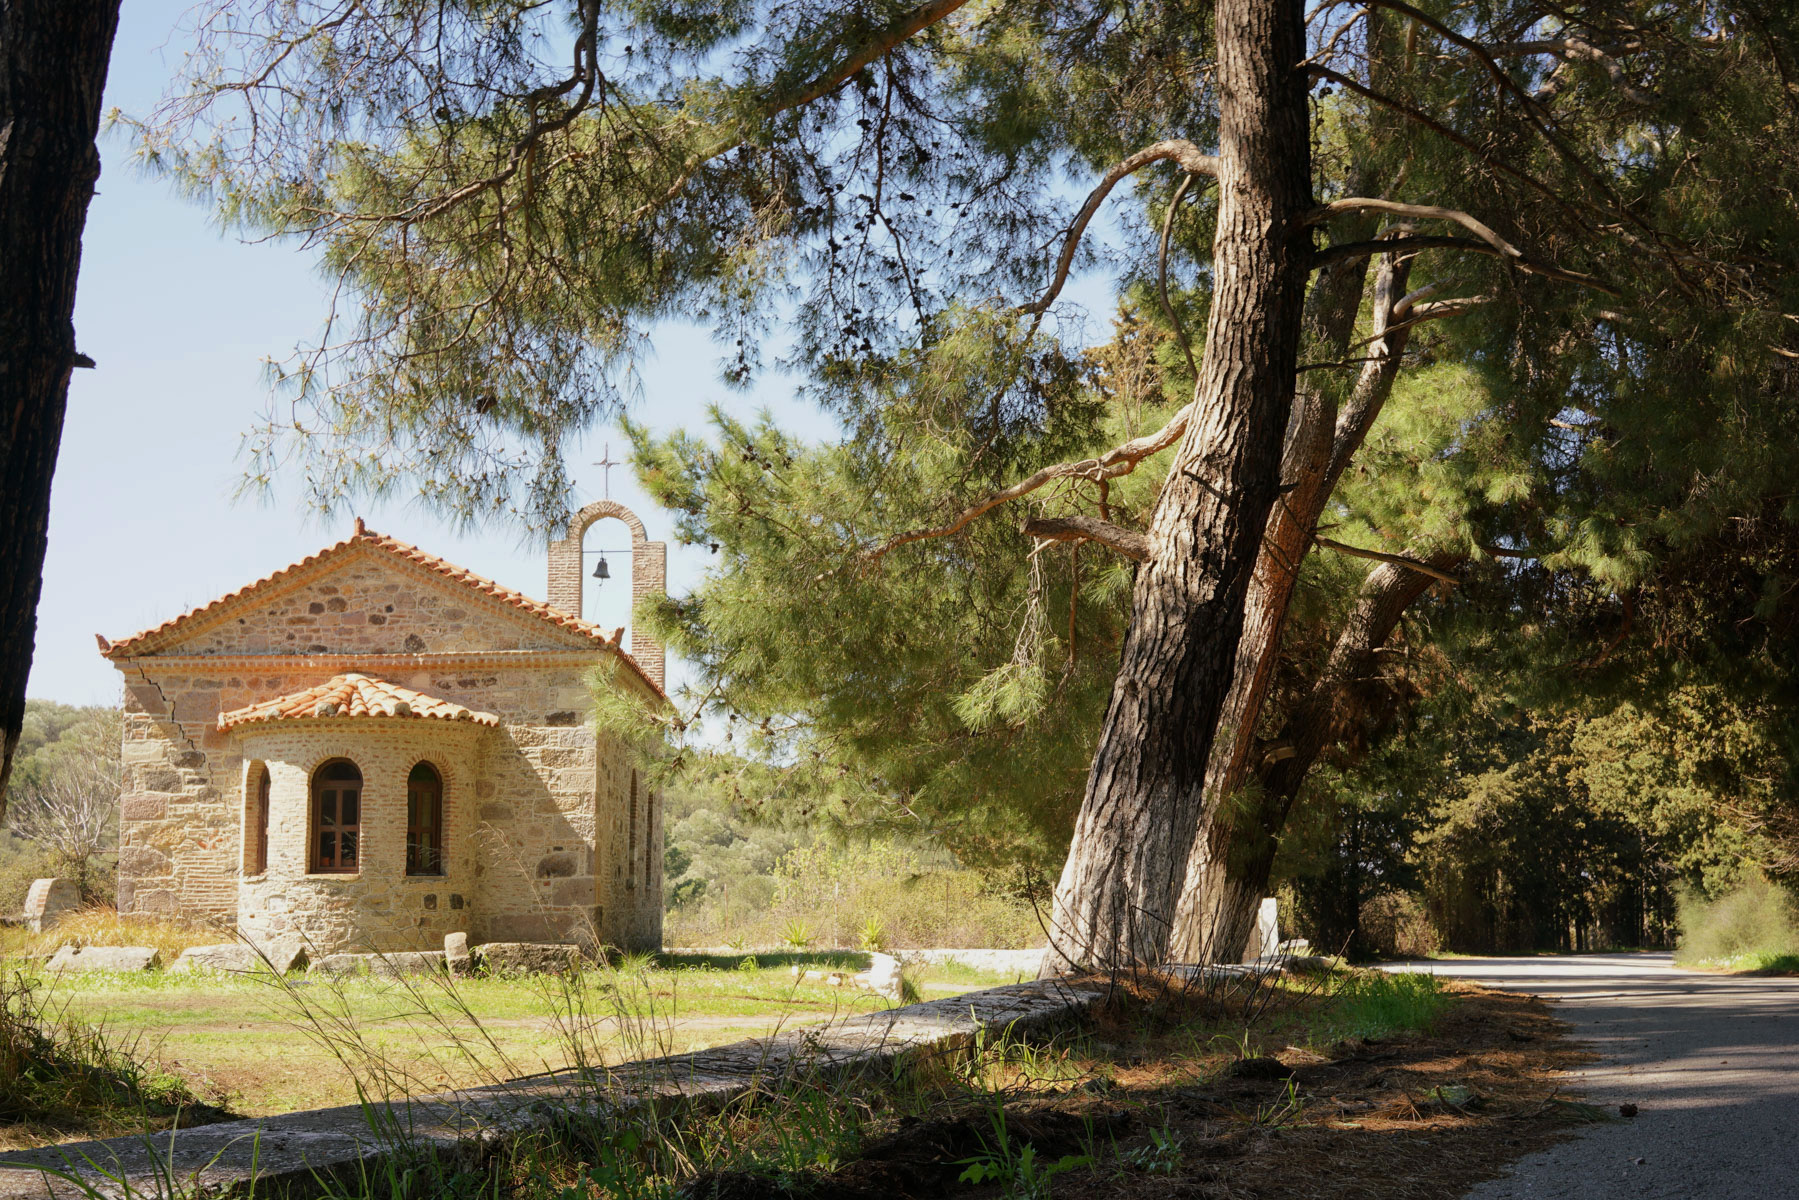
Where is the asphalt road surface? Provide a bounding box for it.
[1388,953,1799,1198]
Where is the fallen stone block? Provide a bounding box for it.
[444,931,473,977]
[169,941,308,975]
[256,937,310,975]
[473,942,582,976]
[46,945,160,974]
[311,951,446,978]
[852,952,905,1002]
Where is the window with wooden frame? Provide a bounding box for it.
[246,764,271,875]
[406,762,444,877]
[310,759,362,873]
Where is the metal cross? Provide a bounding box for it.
[593,442,622,499]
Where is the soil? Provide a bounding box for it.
[680,981,1600,1200]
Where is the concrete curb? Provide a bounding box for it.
[0,977,1110,1199]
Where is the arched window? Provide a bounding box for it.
[246,764,270,875]
[311,760,362,873]
[406,762,444,877]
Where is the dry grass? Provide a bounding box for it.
[666,972,1598,1200]
[0,909,227,965]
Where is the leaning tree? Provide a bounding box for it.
[0,0,122,814]
[143,0,1780,969]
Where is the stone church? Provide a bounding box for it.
[99,501,669,954]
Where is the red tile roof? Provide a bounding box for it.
[98,521,666,700]
[217,673,501,732]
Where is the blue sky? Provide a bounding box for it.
[32,1,1119,708]
[30,1,834,706]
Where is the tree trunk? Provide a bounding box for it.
[1170,249,1420,961]
[1161,207,1377,962]
[1040,0,1313,974]
[1188,549,1466,960]
[0,0,121,815]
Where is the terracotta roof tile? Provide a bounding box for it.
[217,673,501,732]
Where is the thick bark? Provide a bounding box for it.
[1040,0,1313,975]
[0,0,121,815]
[1184,550,1467,958]
[1171,250,1418,961]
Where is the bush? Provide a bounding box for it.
[667,841,1044,949]
[1674,875,1799,966]
[1357,893,1440,960]
[0,834,49,918]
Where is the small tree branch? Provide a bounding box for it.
[634,0,973,220]
[849,403,1194,567]
[1306,198,1522,260]
[1021,139,1219,316]
[1314,235,1619,295]
[1021,515,1150,560]
[1157,171,1200,379]
[1315,535,1461,584]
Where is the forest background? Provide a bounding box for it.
[9,0,1799,967]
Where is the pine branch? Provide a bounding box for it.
[1020,139,1220,316]
[1314,234,1618,295]
[1315,535,1461,584]
[847,403,1195,569]
[1020,515,1150,561]
[634,0,973,221]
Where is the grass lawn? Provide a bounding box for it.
[18,952,1022,1119]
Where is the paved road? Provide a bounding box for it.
[1388,953,1799,1198]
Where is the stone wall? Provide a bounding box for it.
[171,549,595,658]
[234,721,483,952]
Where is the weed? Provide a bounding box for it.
[1114,1123,1183,1176]
[0,966,229,1146]
[957,1104,1092,1200]
[1252,1077,1305,1127]
[0,910,225,965]
[779,920,817,951]
[1332,971,1449,1039]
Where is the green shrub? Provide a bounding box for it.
[0,966,226,1145]
[1675,875,1799,966]
[666,841,1043,949]
[0,834,49,917]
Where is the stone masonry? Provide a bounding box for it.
[100,521,668,954]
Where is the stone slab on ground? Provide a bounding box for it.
[44,945,160,973]
[474,941,581,976]
[896,948,1047,977]
[22,879,79,934]
[170,941,308,976]
[0,976,1109,1199]
[310,951,445,978]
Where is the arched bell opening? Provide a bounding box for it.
[580,515,636,633]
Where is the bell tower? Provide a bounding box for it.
[547,500,667,690]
